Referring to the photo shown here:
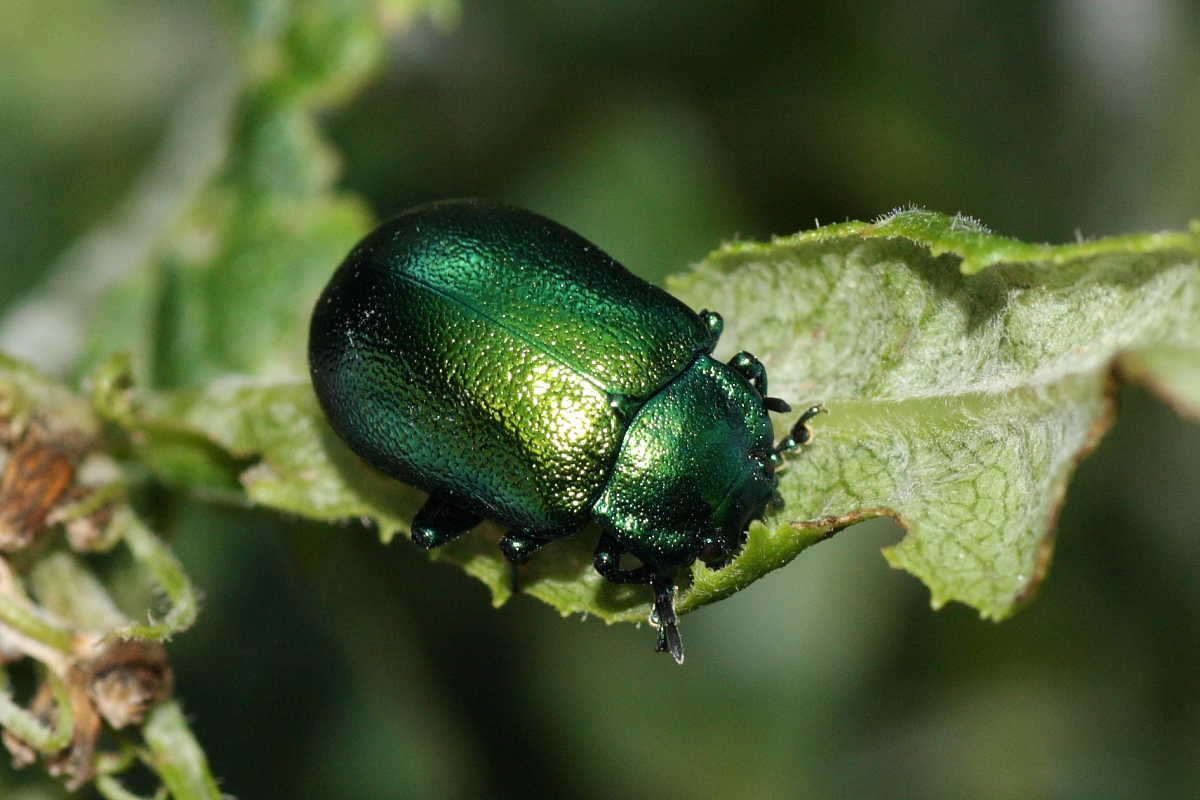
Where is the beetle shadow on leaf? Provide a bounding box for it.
[990,250,1191,292]
[893,245,1009,336]
[890,241,1192,339]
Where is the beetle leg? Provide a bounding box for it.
[594,535,685,664]
[592,534,656,585]
[500,530,551,593]
[650,576,684,665]
[411,493,482,549]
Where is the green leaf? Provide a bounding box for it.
[142,701,222,800]
[1117,344,1200,419]
[112,211,1200,624]
[79,0,453,387]
[670,209,1200,618]
[135,377,420,539]
[0,352,99,445]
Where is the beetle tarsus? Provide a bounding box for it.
[651,577,684,665]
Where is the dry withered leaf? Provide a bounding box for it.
[0,432,78,552]
[80,638,174,730]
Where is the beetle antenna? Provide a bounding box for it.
[775,404,826,453]
[650,576,684,664]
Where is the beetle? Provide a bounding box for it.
[309,200,820,663]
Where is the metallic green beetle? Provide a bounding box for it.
[309,200,820,662]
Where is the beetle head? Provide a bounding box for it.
[695,443,782,569]
[592,354,780,572]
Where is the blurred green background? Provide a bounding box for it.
[2,1,1199,798]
